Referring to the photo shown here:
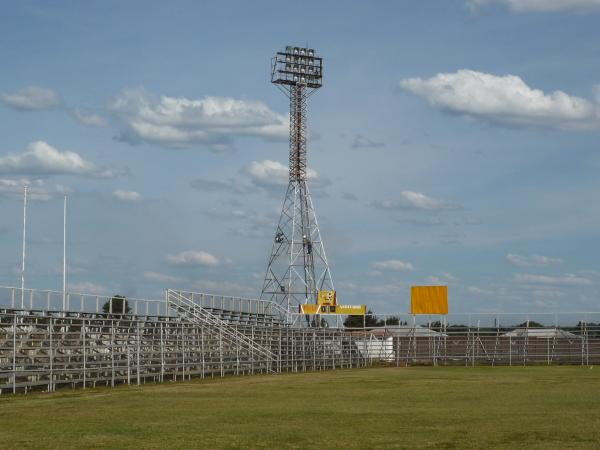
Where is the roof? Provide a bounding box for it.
[348,325,446,338]
[502,328,580,339]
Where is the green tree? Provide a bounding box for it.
[376,316,399,326]
[515,320,544,328]
[344,310,379,328]
[102,295,131,314]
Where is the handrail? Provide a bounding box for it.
[167,290,278,368]
[0,285,168,316]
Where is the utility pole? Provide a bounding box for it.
[63,195,67,311]
[21,185,28,308]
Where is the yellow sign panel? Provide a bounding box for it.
[411,286,448,315]
[299,304,319,314]
[299,303,366,315]
[335,305,366,315]
[317,290,337,305]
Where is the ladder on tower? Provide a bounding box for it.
[166,289,278,372]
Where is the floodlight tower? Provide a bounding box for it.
[260,46,334,318]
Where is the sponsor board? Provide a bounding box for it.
[299,303,366,315]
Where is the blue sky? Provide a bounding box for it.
[1,0,599,314]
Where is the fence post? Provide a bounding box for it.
[12,315,17,394]
[219,327,224,377]
[201,325,205,379]
[111,320,115,387]
[49,317,54,392]
[160,322,164,382]
[82,319,87,389]
[137,321,141,386]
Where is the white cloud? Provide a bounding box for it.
[506,253,563,267]
[113,189,142,202]
[243,160,289,187]
[0,178,70,201]
[242,159,329,191]
[532,288,565,298]
[399,69,600,130]
[371,259,414,271]
[166,250,220,267]
[514,273,592,286]
[467,285,496,295]
[109,87,288,149]
[193,160,329,197]
[68,281,108,295]
[71,108,107,126]
[0,86,62,110]
[371,190,456,211]
[143,271,186,284]
[594,84,600,104]
[426,272,457,284]
[468,0,600,12]
[0,141,116,178]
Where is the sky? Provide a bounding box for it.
[0,0,599,314]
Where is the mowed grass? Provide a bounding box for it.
[1,366,600,449]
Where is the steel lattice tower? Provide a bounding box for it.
[260,46,334,317]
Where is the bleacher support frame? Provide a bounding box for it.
[1,285,600,395]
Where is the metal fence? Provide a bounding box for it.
[0,310,364,395]
[0,285,168,317]
[2,285,600,395]
[0,286,287,320]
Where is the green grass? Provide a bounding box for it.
[1,366,600,449]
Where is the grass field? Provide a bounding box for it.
[1,366,599,449]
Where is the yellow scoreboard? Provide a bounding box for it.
[410,286,448,315]
[299,290,366,315]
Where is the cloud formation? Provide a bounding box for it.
[400,69,600,130]
[71,108,107,127]
[143,271,186,284]
[113,189,142,202]
[0,85,108,130]
[192,160,329,197]
[371,190,456,211]
[506,253,563,267]
[0,86,62,110]
[109,87,288,149]
[68,281,108,295]
[0,178,70,201]
[468,0,600,12]
[0,141,116,178]
[166,250,220,267]
[371,259,415,271]
[514,273,592,286]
